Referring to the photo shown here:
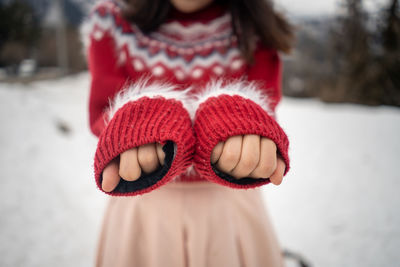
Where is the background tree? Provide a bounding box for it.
[379,0,400,105]
[327,0,380,104]
[0,0,40,67]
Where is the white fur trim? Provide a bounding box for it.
[171,164,197,181]
[107,78,193,121]
[184,164,197,176]
[191,80,275,117]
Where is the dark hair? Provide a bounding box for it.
[120,0,294,63]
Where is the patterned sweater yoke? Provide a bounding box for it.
[81,0,290,196]
[81,1,245,86]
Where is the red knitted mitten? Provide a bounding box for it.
[94,83,195,196]
[193,81,289,189]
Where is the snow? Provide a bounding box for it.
[264,98,400,267]
[0,72,399,267]
[0,73,102,267]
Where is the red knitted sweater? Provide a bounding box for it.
[81,0,290,196]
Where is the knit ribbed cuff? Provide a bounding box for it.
[94,95,195,196]
[193,90,289,189]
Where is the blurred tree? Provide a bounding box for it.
[0,0,40,66]
[382,0,400,52]
[379,0,400,105]
[328,0,381,104]
[282,0,399,106]
[326,0,400,106]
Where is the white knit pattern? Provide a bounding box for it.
[158,13,232,37]
[79,0,244,81]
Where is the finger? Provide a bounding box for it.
[231,135,260,179]
[211,141,224,164]
[138,143,160,173]
[102,158,120,192]
[270,156,285,186]
[119,148,141,181]
[216,135,243,174]
[248,137,277,179]
[156,143,165,165]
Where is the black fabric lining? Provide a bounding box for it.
[101,140,175,194]
[211,163,270,185]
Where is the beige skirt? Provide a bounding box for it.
[95,181,284,267]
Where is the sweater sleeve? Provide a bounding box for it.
[81,1,128,137]
[192,45,289,189]
[87,32,127,137]
[81,2,195,196]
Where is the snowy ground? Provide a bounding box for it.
[0,73,399,267]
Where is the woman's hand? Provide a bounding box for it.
[211,135,286,185]
[102,143,165,192]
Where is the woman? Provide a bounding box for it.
[81,0,294,266]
